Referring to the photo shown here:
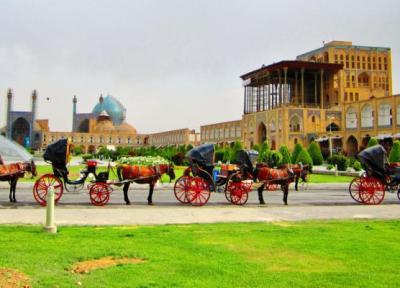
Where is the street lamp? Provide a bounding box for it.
[328,115,335,157]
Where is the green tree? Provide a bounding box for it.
[279,145,291,165]
[295,148,313,167]
[291,143,303,164]
[258,140,270,163]
[307,141,324,165]
[266,150,283,167]
[367,137,379,147]
[389,140,400,163]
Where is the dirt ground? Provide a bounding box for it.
[0,268,30,288]
[72,257,145,274]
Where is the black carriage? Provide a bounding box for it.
[349,145,400,204]
[173,145,259,206]
[173,144,216,206]
[33,139,112,206]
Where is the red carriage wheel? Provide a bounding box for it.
[349,176,363,203]
[174,176,191,204]
[359,177,385,205]
[89,183,111,206]
[186,176,211,206]
[225,181,250,205]
[33,174,64,206]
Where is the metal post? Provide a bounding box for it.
[44,186,57,233]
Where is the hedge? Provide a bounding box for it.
[307,141,324,165]
[291,143,303,164]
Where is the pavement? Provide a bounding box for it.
[0,182,399,225]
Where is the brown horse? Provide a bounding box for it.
[117,164,175,205]
[255,164,295,205]
[0,159,37,202]
[278,163,312,191]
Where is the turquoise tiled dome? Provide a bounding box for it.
[92,95,126,125]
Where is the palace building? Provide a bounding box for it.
[237,40,396,156]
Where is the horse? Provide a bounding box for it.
[278,163,312,191]
[0,160,37,203]
[116,164,175,205]
[254,163,295,205]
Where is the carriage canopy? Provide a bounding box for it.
[186,144,214,167]
[235,149,259,169]
[43,139,70,165]
[0,135,33,164]
[358,145,388,177]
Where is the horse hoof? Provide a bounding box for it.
[148,202,153,206]
[259,201,266,205]
[125,202,131,205]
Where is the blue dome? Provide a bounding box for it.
[92,95,126,125]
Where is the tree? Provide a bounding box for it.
[389,140,400,163]
[291,143,303,164]
[307,141,324,165]
[295,148,313,167]
[258,140,270,163]
[367,137,379,147]
[279,145,291,165]
[266,150,283,167]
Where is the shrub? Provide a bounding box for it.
[279,145,291,165]
[389,140,400,163]
[367,137,379,147]
[295,148,313,167]
[352,160,362,171]
[326,164,334,170]
[291,143,303,164]
[258,140,271,163]
[82,154,93,161]
[327,154,349,171]
[307,142,324,165]
[266,150,283,167]
[73,146,83,156]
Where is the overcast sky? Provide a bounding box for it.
[0,0,399,133]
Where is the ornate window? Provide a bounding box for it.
[346,107,357,129]
[378,103,392,127]
[289,115,302,132]
[361,105,373,128]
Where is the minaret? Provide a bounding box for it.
[72,95,77,131]
[6,88,13,139]
[30,90,37,148]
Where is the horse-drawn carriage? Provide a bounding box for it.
[173,144,307,206]
[33,139,113,206]
[33,139,176,206]
[349,145,400,205]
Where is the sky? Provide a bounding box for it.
[0,0,399,133]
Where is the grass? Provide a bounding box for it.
[308,173,354,183]
[0,221,399,287]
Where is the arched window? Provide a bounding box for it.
[346,107,357,129]
[361,105,373,128]
[378,103,392,126]
[289,115,302,132]
[358,72,370,88]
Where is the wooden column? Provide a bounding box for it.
[301,68,305,106]
[320,69,324,109]
[283,67,288,105]
[295,71,298,105]
[314,73,318,106]
[278,69,282,107]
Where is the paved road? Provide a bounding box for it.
[0,182,399,225]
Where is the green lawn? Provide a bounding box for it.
[21,165,353,184]
[0,221,399,287]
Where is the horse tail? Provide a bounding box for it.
[116,164,123,182]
